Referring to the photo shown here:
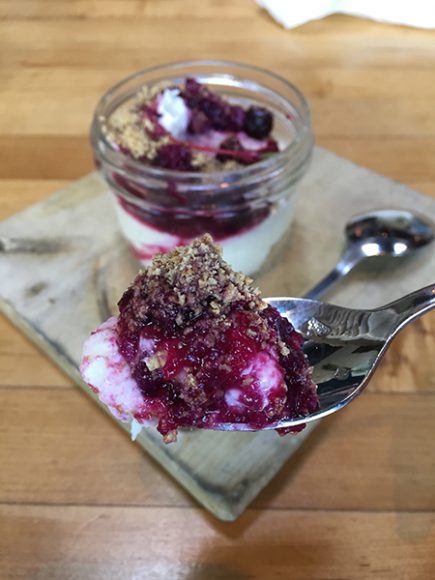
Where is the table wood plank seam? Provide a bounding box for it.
[1,501,434,515]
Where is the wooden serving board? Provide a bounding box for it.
[1,147,435,521]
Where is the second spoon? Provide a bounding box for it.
[304,209,434,300]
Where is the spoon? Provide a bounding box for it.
[304,209,434,300]
[211,283,435,431]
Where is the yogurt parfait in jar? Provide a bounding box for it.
[91,61,313,275]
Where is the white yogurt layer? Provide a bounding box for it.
[80,317,142,422]
[157,89,189,139]
[114,200,181,258]
[80,317,160,439]
[113,196,294,275]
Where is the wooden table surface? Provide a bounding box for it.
[1,1,435,578]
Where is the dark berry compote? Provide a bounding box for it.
[80,235,318,443]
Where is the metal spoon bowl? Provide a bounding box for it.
[305,209,434,300]
[209,283,435,431]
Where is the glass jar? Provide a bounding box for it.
[91,60,313,275]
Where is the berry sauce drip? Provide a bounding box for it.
[117,191,270,239]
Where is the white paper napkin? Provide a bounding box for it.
[257,0,435,29]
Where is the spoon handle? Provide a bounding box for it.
[383,283,435,331]
[304,245,364,300]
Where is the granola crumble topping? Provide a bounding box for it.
[105,80,206,167]
[120,234,265,331]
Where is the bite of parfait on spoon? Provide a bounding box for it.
[80,234,435,442]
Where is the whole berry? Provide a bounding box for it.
[243,106,273,139]
[216,136,244,162]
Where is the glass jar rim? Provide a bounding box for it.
[91,59,313,181]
